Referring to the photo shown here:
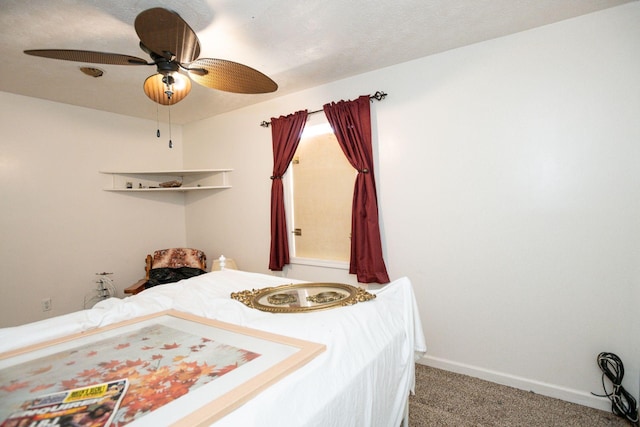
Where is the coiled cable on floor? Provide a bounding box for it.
[592,352,638,424]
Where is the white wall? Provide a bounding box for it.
[183,3,640,410]
[0,93,187,326]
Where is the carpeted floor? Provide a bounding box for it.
[409,364,633,426]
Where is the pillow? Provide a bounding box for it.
[145,267,207,289]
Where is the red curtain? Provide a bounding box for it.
[269,110,308,271]
[323,96,390,283]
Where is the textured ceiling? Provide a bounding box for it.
[0,0,634,124]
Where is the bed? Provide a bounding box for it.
[0,269,426,427]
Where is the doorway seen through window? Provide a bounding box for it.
[286,120,355,263]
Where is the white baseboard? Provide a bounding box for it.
[418,355,612,412]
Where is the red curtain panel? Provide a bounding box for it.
[268,110,308,271]
[323,96,390,283]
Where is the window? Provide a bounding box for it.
[283,117,355,267]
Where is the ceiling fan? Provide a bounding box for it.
[24,7,278,106]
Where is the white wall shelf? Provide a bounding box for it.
[100,169,232,192]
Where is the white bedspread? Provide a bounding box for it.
[0,270,426,427]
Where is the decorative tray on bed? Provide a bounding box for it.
[231,283,376,313]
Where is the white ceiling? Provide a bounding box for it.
[0,0,633,124]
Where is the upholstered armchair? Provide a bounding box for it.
[124,248,207,295]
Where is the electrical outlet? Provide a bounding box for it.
[41,297,52,312]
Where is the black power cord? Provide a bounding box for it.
[592,352,638,424]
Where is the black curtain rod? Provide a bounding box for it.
[259,91,387,128]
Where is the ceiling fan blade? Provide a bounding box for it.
[188,58,278,94]
[135,8,200,64]
[24,49,148,65]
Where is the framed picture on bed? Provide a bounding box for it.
[0,310,326,426]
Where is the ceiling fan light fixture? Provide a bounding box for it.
[143,72,191,105]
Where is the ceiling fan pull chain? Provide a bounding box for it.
[156,103,160,138]
[168,106,173,148]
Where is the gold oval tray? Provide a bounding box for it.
[230,283,376,313]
